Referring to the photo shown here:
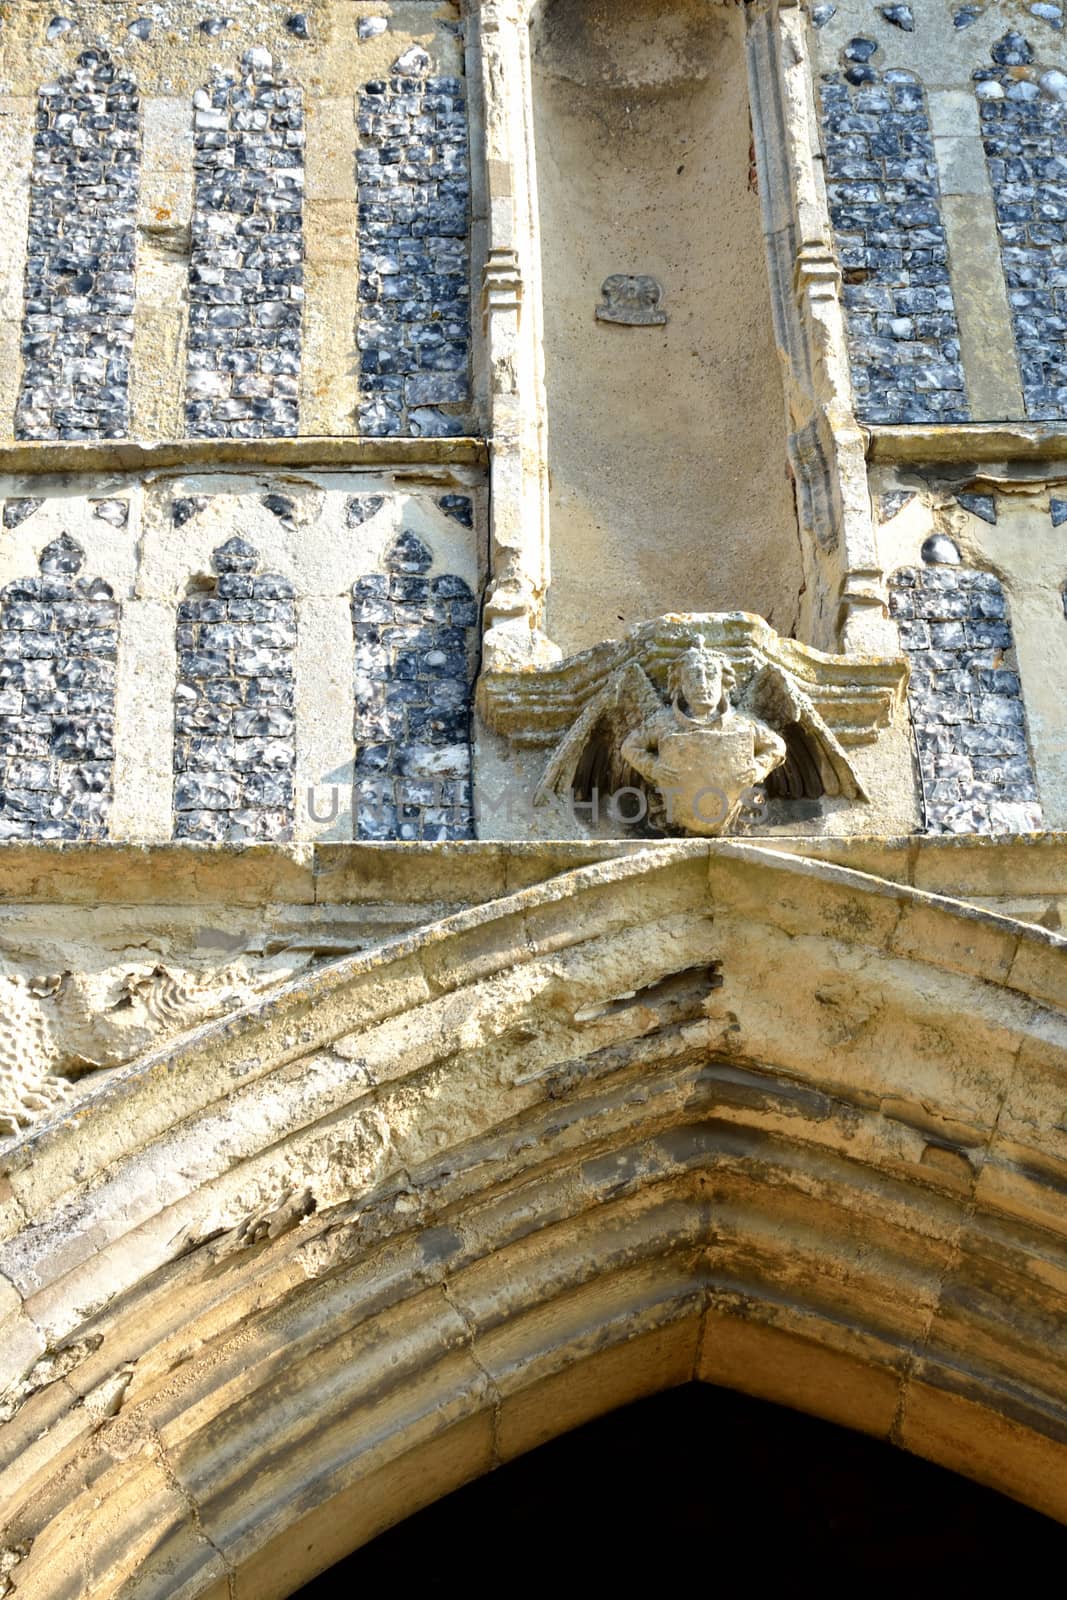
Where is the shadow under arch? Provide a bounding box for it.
[1,842,1067,1597]
[295,1383,1067,1590]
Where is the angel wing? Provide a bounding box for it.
[535,660,665,813]
[741,662,866,802]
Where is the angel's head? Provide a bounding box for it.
[669,646,735,721]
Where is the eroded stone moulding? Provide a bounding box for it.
[889,559,1041,835]
[818,57,969,425]
[16,51,141,441]
[0,535,119,840]
[173,536,297,841]
[185,52,305,439]
[352,527,478,840]
[356,48,472,437]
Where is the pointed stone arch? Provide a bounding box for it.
[1,843,1067,1595]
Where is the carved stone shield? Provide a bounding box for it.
[651,724,765,833]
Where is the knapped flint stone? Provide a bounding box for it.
[3,500,43,530]
[173,540,297,841]
[173,497,207,528]
[186,65,305,438]
[261,493,296,521]
[385,530,434,575]
[437,494,473,528]
[92,500,129,527]
[991,30,1035,65]
[16,52,141,442]
[890,565,1041,836]
[346,495,386,527]
[212,536,259,574]
[957,493,997,525]
[39,535,85,577]
[818,69,970,426]
[357,65,471,436]
[0,541,119,839]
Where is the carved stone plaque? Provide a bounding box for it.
[595,274,667,326]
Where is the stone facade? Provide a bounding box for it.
[819,58,968,425]
[173,536,296,841]
[356,48,472,437]
[4,8,1067,1596]
[15,51,140,441]
[352,526,477,840]
[0,534,118,840]
[185,53,304,439]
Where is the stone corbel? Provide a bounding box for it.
[478,612,908,836]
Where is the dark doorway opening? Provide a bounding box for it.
[295,1382,1066,1591]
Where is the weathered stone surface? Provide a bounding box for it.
[1,845,1067,1596]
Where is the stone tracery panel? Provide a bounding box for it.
[352,530,477,840]
[16,50,141,441]
[0,534,119,840]
[185,51,305,439]
[356,48,472,437]
[173,536,296,841]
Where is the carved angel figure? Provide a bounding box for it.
[536,635,866,837]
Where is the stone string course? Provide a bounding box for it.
[977,39,1067,419]
[16,51,140,441]
[0,535,118,840]
[173,537,297,842]
[186,52,305,439]
[819,63,969,425]
[889,564,1041,835]
[356,48,472,437]
[352,529,477,840]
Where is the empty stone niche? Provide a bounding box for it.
[529,0,801,653]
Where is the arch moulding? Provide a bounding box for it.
[1,842,1067,1595]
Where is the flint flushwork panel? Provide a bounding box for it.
[16,51,140,441]
[0,535,118,840]
[352,529,476,840]
[186,53,305,439]
[977,40,1067,420]
[356,48,472,437]
[174,537,296,841]
[889,564,1041,835]
[819,65,969,425]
